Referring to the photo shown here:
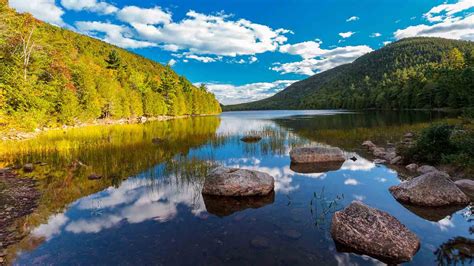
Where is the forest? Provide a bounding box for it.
[225,37,474,111]
[0,4,221,130]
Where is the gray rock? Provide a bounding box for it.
[290,147,345,164]
[389,171,470,207]
[455,179,474,200]
[372,147,386,158]
[417,165,438,174]
[390,156,403,165]
[331,201,420,264]
[202,167,274,196]
[362,140,377,150]
[374,159,387,164]
[404,132,414,138]
[23,163,34,173]
[406,163,418,172]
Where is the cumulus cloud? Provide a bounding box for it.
[117,6,172,25]
[424,0,474,22]
[346,16,359,22]
[203,80,298,105]
[130,10,291,56]
[370,32,382,38]
[60,0,118,15]
[168,58,177,66]
[274,41,373,76]
[395,14,474,40]
[339,31,355,38]
[186,54,220,63]
[10,0,65,26]
[75,21,157,49]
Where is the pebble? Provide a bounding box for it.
[251,236,270,249]
[283,229,302,240]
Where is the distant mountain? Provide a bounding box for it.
[224,37,474,111]
[0,3,221,129]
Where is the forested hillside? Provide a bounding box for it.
[225,37,474,111]
[0,4,221,130]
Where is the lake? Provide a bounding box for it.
[1,110,472,265]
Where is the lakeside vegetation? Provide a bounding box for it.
[225,38,474,111]
[0,4,221,131]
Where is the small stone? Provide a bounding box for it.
[404,132,414,138]
[417,165,438,174]
[406,163,418,172]
[251,236,270,249]
[23,163,34,173]
[283,229,302,240]
[374,159,387,164]
[290,146,345,164]
[390,156,403,165]
[350,156,357,161]
[88,173,102,180]
[362,141,377,150]
[240,135,262,143]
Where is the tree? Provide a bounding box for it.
[105,50,121,70]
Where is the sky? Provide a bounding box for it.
[8,0,474,105]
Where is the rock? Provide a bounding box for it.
[372,147,386,158]
[23,163,34,173]
[349,156,357,161]
[203,192,274,217]
[383,152,397,161]
[289,161,343,174]
[390,156,403,165]
[138,116,147,123]
[406,163,418,172]
[389,171,470,207]
[417,165,438,174]
[374,159,387,164]
[362,140,377,150]
[331,201,420,264]
[404,132,414,138]
[289,147,345,164]
[455,179,474,200]
[282,229,302,240]
[202,167,274,196]
[251,236,270,249]
[88,173,102,180]
[240,135,262,143]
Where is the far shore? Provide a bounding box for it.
[0,114,219,142]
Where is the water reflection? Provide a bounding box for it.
[4,110,471,265]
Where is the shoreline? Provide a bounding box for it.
[0,114,219,142]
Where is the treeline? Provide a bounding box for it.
[0,5,221,129]
[225,37,474,111]
[299,48,474,109]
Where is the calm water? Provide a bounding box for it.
[2,110,472,265]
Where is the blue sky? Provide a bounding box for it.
[9,0,474,104]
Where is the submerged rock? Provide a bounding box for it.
[202,167,274,196]
[389,171,470,207]
[331,201,420,264]
[454,179,474,200]
[290,147,345,164]
[240,135,262,143]
[417,165,438,174]
[23,163,34,173]
[406,163,418,172]
[251,236,270,249]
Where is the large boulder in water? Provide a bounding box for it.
[290,147,345,164]
[389,171,470,207]
[331,201,420,264]
[454,179,474,200]
[202,167,274,196]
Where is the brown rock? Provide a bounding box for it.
[417,165,438,174]
[290,147,345,164]
[88,173,102,180]
[203,192,274,217]
[455,179,474,200]
[362,140,377,150]
[202,167,274,196]
[331,201,420,264]
[390,156,403,165]
[389,171,470,207]
[406,163,418,172]
[240,135,262,143]
[23,163,34,173]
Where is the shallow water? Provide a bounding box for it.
[3,110,472,265]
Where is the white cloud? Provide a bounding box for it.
[131,10,291,56]
[168,58,177,66]
[10,0,65,26]
[339,31,355,38]
[186,54,219,63]
[394,14,474,41]
[274,42,373,76]
[117,6,172,25]
[344,178,359,185]
[346,16,359,22]
[60,0,118,15]
[383,41,392,46]
[370,32,382,38]
[75,21,157,49]
[203,80,298,105]
[424,0,474,22]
